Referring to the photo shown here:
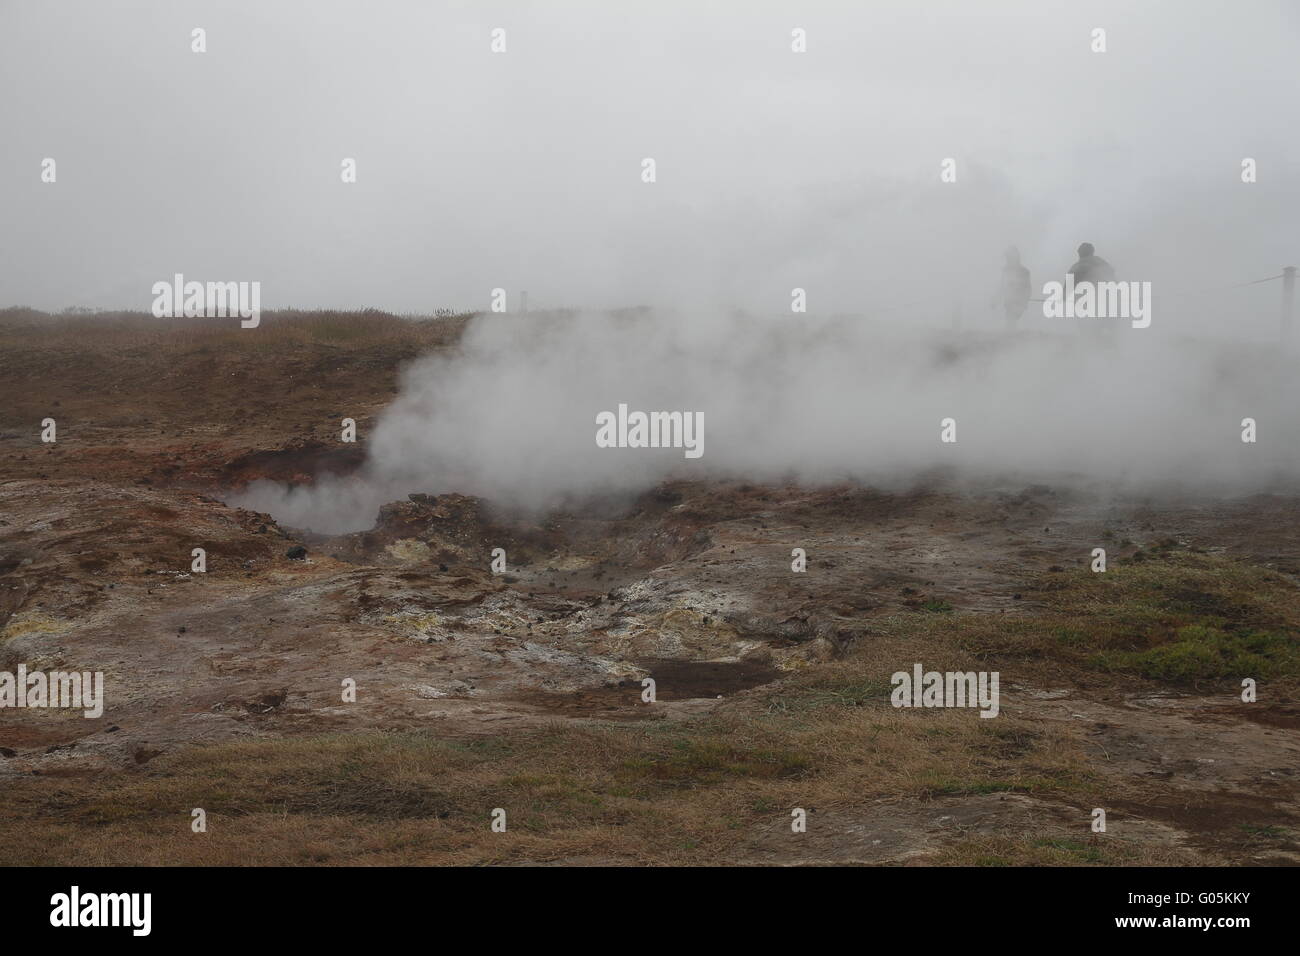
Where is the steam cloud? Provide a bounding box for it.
[232,310,1300,534]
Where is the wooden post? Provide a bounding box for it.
[1283,267,1295,341]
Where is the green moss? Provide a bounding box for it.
[1092,623,1298,682]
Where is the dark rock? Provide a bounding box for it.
[133,747,163,765]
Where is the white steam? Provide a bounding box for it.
[232,310,1300,534]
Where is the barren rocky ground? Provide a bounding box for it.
[1,309,1297,866]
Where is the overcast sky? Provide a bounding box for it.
[2,0,1297,315]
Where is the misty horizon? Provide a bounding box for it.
[3,0,1298,323]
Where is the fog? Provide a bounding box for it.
[3,2,1298,531]
[3,1,1297,315]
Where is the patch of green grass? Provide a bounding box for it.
[1092,623,1298,682]
[1239,824,1288,838]
[1050,625,1091,647]
[923,550,1300,687]
[621,739,812,787]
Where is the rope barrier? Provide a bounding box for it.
[1157,272,1286,301]
[1223,273,1285,288]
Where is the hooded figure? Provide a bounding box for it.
[999,246,1031,325]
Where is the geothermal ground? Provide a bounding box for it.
[1,309,1298,866]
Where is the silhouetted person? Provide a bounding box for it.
[998,246,1031,326]
[1069,242,1117,337]
[1068,242,1115,285]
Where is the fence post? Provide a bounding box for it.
[1283,267,1295,341]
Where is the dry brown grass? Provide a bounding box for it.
[0,605,1102,866]
[2,547,1291,866]
[0,307,472,353]
[0,701,1092,865]
[0,308,474,446]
